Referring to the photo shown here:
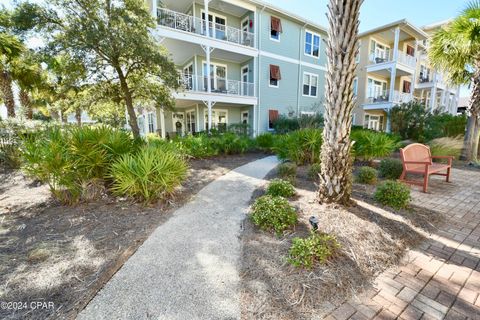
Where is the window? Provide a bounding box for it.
[203,62,227,92]
[204,109,228,132]
[269,64,281,87]
[268,109,279,130]
[406,45,415,57]
[402,80,411,93]
[370,40,390,63]
[303,73,318,97]
[353,77,358,96]
[148,113,155,133]
[305,31,320,57]
[367,78,388,102]
[242,111,249,124]
[270,16,282,41]
[186,110,196,134]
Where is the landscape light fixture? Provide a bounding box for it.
[309,216,319,231]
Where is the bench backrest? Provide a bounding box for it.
[400,143,432,170]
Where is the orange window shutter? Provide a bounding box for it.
[271,17,282,33]
[269,65,281,80]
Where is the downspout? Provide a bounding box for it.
[297,23,308,116]
[257,5,266,135]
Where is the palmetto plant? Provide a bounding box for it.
[318,0,363,204]
[109,146,188,203]
[0,32,24,118]
[429,0,480,161]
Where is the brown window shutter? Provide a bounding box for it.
[269,65,281,80]
[269,110,279,121]
[406,45,415,56]
[271,17,282,33]
[403,81,411,93]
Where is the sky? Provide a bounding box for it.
[262,0,469,32]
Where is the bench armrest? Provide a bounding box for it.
[431,156,453,165]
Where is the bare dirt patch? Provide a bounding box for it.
[240,165,444,320]
[0,153,265,320]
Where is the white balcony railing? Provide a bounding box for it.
[157,8,255,48]
[392,90,413,104]
[366,89,413,104]
[179,75,255,97]
[369,51,416,68]
[397,52,416,68]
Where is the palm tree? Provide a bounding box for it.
[0,32,24,118]
[318,0,363,205]
[429,1,480,162]
[12,51,45,119]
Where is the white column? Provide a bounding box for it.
[410,40,419,100]
[253,104,257,137]
[142,109,149,136]
[253,56,258,97]
[151,0,157,20]
[196,104,200,132]
[430,72,438,113]
[388,27,400,104]
[440,89,446,110]
[392,27,400,61]
[160,108,166,139]
[204,0,212,132]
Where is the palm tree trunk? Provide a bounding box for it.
[318,0,363,205]
[19,89,33,119]
[75,108,82,126]
[471,120,480,162]
[461,68,480,162]
[0,70,16,118]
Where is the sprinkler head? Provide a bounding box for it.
[309,216,319,231]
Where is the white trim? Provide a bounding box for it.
[302,72,319,98]
[353,77,358,96]
[304,30,321,58]
[241,110,249,124]
[202,60,228,91]
[200,9,228,40]
[241,64,250,95]
[204,108,229,129]
[259,50,327,71]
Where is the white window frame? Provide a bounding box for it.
[367,77,388,99]
[201,10,227,39]
[202,61,228,91]
[270,16,281,42]
[269,71,279,88]
[241,110,249,124]
[204,109,229,129]
[186,109,196,134]
[370,38,391,62]
[147,112,156,134]
[353,77,358,96]
[302,72,319,98]
[304,30,321,58]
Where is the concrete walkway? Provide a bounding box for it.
[78,156,278,320]
[327,168,480,320]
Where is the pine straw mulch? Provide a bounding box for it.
[240,165,444,320]
[0,152,265,320]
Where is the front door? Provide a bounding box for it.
[186,110,196,134]
[368,115,380,131]
[203,63,227,92]
[183,64,193,90]
[241,66,249,95]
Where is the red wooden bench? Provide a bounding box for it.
[399,143,454,193]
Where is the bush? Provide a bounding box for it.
[273,114,324,134]
[307,162,322,180]
[273,128,322,164]
[0,126,22,169]
[288,232,340,269]
[255,133,275,151]
[250,195,297,235]
[266,179,296,198]
[428,136,462,160]
[351,129,398,161]
[277,162,297,181]
[110,146,188,202]
[374,181,411,209]
[356,166,377,184]
[21,125,138,204]
[378,158,403,180]
[174,132,254,158]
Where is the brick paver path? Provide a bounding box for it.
[327,168,480,320]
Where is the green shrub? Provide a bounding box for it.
[110,146,188,202]
[374,181,411,209]
[378,158,403,180]
[273,114,324,134]
[266,179,296,198]
[250,195,297,235]
[277,162,297,181]
[0,127,22,169]
[356,166,378,184]
[307,162,322,180]
[174,132,254,158]
[20,125,138,204]
[351,129,398,161]
[288,232,340,269]
[428,136,462,160]
[255,133,275,151]
[273,128,322,164]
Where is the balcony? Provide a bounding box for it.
[179,74,255,97]
[364,90,413,110]
[157,8,255,48]
[367,51,417,76]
